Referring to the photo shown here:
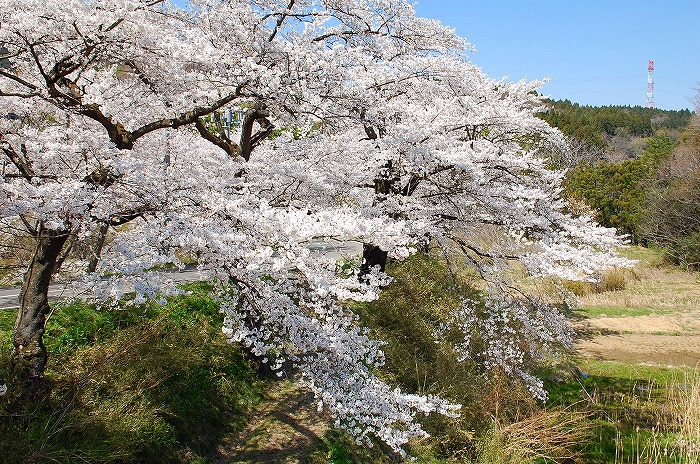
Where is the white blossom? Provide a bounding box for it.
[1,0,630,452]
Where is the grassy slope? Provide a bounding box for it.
[0,283,394,464]
[0,283,264,463]
[2,248,698,463]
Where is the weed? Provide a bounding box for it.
[476,407,590,464]
[545,361,700,463]
[561,267,638,297]
[668,369,700,462]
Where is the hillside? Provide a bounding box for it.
[540,100,700,268]
[539,100,693,159]
[2,250,699,463]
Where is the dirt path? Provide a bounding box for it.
[575,312,700,367]
[213,381,330,464]
[577,331,700,366]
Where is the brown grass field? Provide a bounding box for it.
[575,247,700,368]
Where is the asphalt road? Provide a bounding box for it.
[0,239,363,310]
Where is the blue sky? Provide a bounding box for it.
[170,0,698,110]
[412,0,699,110]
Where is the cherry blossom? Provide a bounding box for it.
[1,0,629,452]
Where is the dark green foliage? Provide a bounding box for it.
[564,134,677,242]
[645,178,700,268]
[0,285,263,463]
[307,429,396,464]
[643,132,679,163]
[545,96,698,269]
[539,100,691,149]
[564,158,646,239]
[640,127,700,268]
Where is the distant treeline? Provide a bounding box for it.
[541,99,699,268]
[539,99,693,148]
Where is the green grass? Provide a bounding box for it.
[0,284,264,463]
[0,307,14,384]
[580,360,695,383]
[575,305,667,318]
[307,429,389,464]
[618,245,667,265]
[545,360,699,463]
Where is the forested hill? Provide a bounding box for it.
[539,97,699,268]
[538,99,693,149]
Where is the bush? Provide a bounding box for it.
[640,128,700,269]
[564,134,677,243]
[476,408,589,464]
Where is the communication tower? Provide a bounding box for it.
[646,60,655,108]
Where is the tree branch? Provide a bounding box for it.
[1,142,35,180]
[128,87,247,145]
[239,103,274,162]
[268,0,296,42]
[0,69,38,91]
[195,118,242,158]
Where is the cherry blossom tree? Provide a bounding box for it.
[251,55,631,399]
[0,0,627,453]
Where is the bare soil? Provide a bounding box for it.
[213,381,330,464]
[577,332,700,366]
[575,262,700,367]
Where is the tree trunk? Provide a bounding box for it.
[87,222,109,273]
[359,243,388,279]
[11,229,69,397]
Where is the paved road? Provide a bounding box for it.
[0,240,363,310]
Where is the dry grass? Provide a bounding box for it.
[668,369,700,461]
[580,264,700,315]
[561,266,640,297]
[476,407,591,464]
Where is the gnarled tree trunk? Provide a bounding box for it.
[87,222,109,273]
[359,243,388,278]
[358,156,396,281]
[12,229,69,397]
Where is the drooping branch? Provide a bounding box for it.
[447,233,519,261]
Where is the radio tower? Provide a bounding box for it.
[646,60,655,108]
